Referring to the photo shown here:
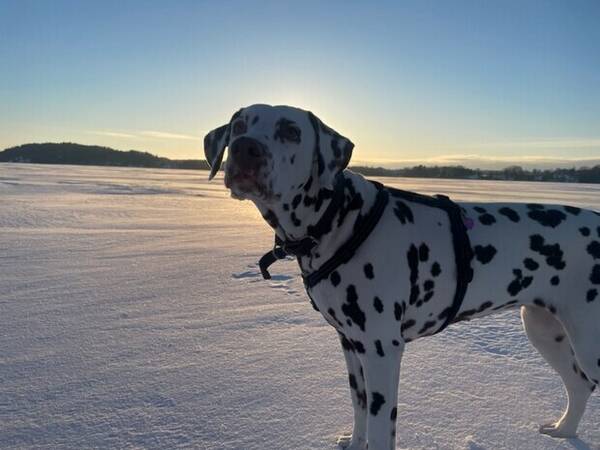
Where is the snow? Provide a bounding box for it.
[1,163,599,450]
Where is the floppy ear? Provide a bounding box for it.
[307,111,354,187]
[204,124,230,180]
[203,109,243,180]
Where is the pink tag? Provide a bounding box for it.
[464,216,475,230]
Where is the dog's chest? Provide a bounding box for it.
[304,202,459,341]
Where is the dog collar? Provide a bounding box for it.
[258,181,389,286]
[258,174,347,279]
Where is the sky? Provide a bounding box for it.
[1,0,599,169]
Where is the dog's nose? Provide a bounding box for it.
[230,137,265,171]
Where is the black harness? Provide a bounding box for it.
[258,180,473,336]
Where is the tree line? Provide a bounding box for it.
[2,143,599,183]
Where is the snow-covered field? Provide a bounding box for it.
[1,163,599,450]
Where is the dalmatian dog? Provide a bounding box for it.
[204,104,600,450]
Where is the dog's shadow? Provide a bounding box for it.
[566,437,599,450]
[466,437,598,450]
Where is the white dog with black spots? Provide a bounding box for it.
[204,104,600,450]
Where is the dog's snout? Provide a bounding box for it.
[230,137,265,171]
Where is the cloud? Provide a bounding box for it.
[88,130,198,141]
[139,131,197,141]
[467,138,600,150]
[89,130,138,139]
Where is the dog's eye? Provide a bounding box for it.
[274,118,301,144]
[232,120,247,136]
[283,126,301,143]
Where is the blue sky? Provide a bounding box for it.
[1,0,599,168]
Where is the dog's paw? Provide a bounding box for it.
[539,422,577,438]
[336,433,366,450]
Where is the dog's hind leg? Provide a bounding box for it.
[337,333,368,450]
[521,306,595,438]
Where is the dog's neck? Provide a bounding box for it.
[254,170,379,273]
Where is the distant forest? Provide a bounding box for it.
[0,143,210,170]
[2,142,600,183]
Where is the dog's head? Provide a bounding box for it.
[204,104,353,204]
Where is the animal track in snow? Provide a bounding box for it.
[232,263,300,296]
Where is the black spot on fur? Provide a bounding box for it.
[327,308,344,327]
[418,243,430,262]
[409,284,420,306]
[390,407,397,420]
[375,340,385,357]
[580,227,591,237]
[530,234,566,270]
[479,213,496,225]
[290,212,301,226]
[401,319,415,333]
[438,307,452,321]
[418,320,437,335]
[348,374,358,390]
[523,258,539,271]
[351,340,365,353]
[262,210,279,229]
[407,245,419,284]
[591,265,600,284]
[283,203,289,211]
[551,275,560,286]
[507,269,534,296]
[303,175,313,192]
[373,296,384,313]
[555,335,565,343]
[330,271,341,287]
[474,244,497,264]
[586,289,597,303]
[431,262,441,277]
[533,298,546,308]
[498,207,520,222]
[474,206,487,213]
[393,201,414,224]
[364,263,374,279]
[423,280,434,291]
[290,154,295,165]
[291,194,302,209]
[564,205,581,215]
[587,241,600,260]
[340,335,354,352]
[527,203,544,210]
[392,340,400,346]
[528,208,567,228]
[370,392,385,416]
[393,302,405,320]
[342,285,366,331]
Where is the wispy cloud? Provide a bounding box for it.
[89,130,138,139]
[467,138,600,150]
[139,131,197,141]
[87,130,198,141]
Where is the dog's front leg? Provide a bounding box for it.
[337,333,368,450]
[362,339,404,450]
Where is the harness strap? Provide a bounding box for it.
[431,194,474,334]
[302,185,389,289]
[259,182,473,336]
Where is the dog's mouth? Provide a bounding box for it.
[224,167,272,201]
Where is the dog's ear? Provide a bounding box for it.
[308,111,354,187]
[203,109,243,180]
